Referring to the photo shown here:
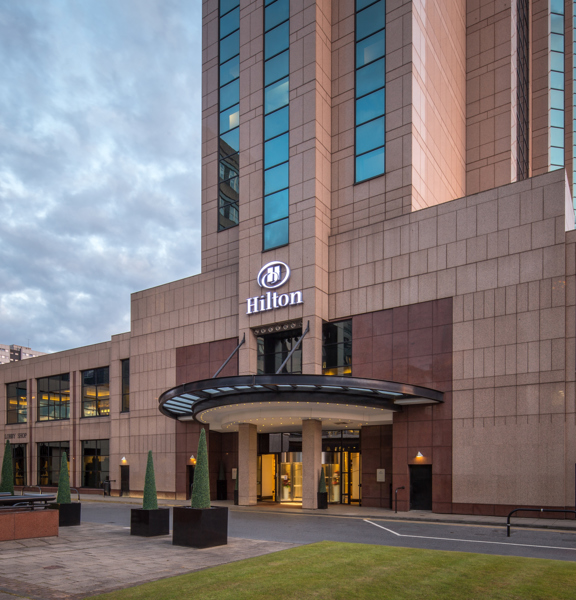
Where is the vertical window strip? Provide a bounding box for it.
[550,0,565,170]
[516,0,530,180]
[218,0,240,231]
[355,0,386,183]
[263,0,290,251]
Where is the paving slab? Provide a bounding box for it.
[0,522,299,600]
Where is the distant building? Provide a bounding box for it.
[0,345,46,365]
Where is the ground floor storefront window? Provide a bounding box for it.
[82,439,109,488]
[38,441,70,486]
[12,443,26,486]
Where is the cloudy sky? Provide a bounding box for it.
[0,1,202,353]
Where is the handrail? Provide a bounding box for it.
[21,486,42,496]
[506,508,576,537]
[394,486,405,514]
[70,488,81,503]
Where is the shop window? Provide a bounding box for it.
[121,359,130,412]
[257,328,302,374]
[6,380,27,424]
[82,439,110,488]
[322,320,352,376]
[38,441,69,486]
[82,367,110,417]
[37,374,70,421]
[355,0,386,183]
[12,443,27,486]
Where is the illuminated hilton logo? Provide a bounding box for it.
[246,261,303,315]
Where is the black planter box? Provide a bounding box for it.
[317,492,328,509]
[172,506,228,548]
[130,508,170,537]
[50,502,82,526]
[217,480,227,501]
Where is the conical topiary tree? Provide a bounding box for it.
[0,440,14,494]
[318,467,327,494]
[142,450,158,510]
[56,451,71,504]
[191,429,210,509]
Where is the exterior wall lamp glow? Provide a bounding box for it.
[121,456,127,464]
[190,454,196,465]
[415,452,424,459]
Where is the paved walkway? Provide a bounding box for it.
[0,521,297,600]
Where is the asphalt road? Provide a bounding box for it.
[82,502,576,562]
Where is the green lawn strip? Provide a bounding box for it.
[88,541,576,600]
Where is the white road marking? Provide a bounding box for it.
[363,519,576,552]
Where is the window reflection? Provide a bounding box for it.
[37,374,70,421]
[6,380,27,424]
[82,367,110,417]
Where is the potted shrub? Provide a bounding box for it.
[0,440,14,494]
[50,452,81,526]
[216,461,227,500]
[173,429,228,548]
[131,451,169,536]
[318,467,328,509]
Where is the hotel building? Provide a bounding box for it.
[1,0,576,515]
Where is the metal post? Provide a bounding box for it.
[394,486,405,514]
[276,321,310,374]
[212,334,246,378]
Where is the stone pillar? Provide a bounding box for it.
[238,423,257,506]
[302,419,322,509]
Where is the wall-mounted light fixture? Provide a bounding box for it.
[121,456,127,464]
[189,454,196,465]
[415,452,424,459]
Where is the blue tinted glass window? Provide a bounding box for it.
[220,7,239,39]
[265,21,290,58]
[220,104,240,133]
[265,106,289,140]
[356,29,385,68]
[551,0,564,12]
[264,162,289,195]
[220,79,240,110]
[551,51,563,71]
[220,56,239,86]
[220,30,240,63]
[264,219,289,249]
[551,70,564,90]
[551,13,564,33]
[356,58,385,98]
[220,0,239,17]
[266,0,290,31]
[356,0,377,10]
[550,108,564,128]
[550,127,564,147]
[220,128,240,154]
[356,147,385,182]
[356,1,385,42]
[264,189,289,223]
[356,88,385,125]
[551,89,564,110]
[265,51,290,86]
[265,133,289,168]
[356,117,385,155]
[551,33,564,52]
[265,77,289,113]
[550,147,564,166]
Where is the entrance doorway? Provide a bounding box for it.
[120,465,130,496]
[324,451,361,505]
[409,465,432,510]
[257,454,276,501]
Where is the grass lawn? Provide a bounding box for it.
[89,541,576,600]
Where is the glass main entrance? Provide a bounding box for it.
[257,431,361,505]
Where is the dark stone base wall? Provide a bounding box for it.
[175,338,239,500]
[353,299,453,513]
[361,425,393,508]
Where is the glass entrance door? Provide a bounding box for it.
[279,461,302,502]
[257,454,277,502]
[340,451,362,505]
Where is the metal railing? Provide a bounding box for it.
[21,486,42,496]
[506,508,576,536]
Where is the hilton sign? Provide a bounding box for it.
[246,261,303,315]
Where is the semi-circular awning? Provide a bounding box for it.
[159,374,443,433]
